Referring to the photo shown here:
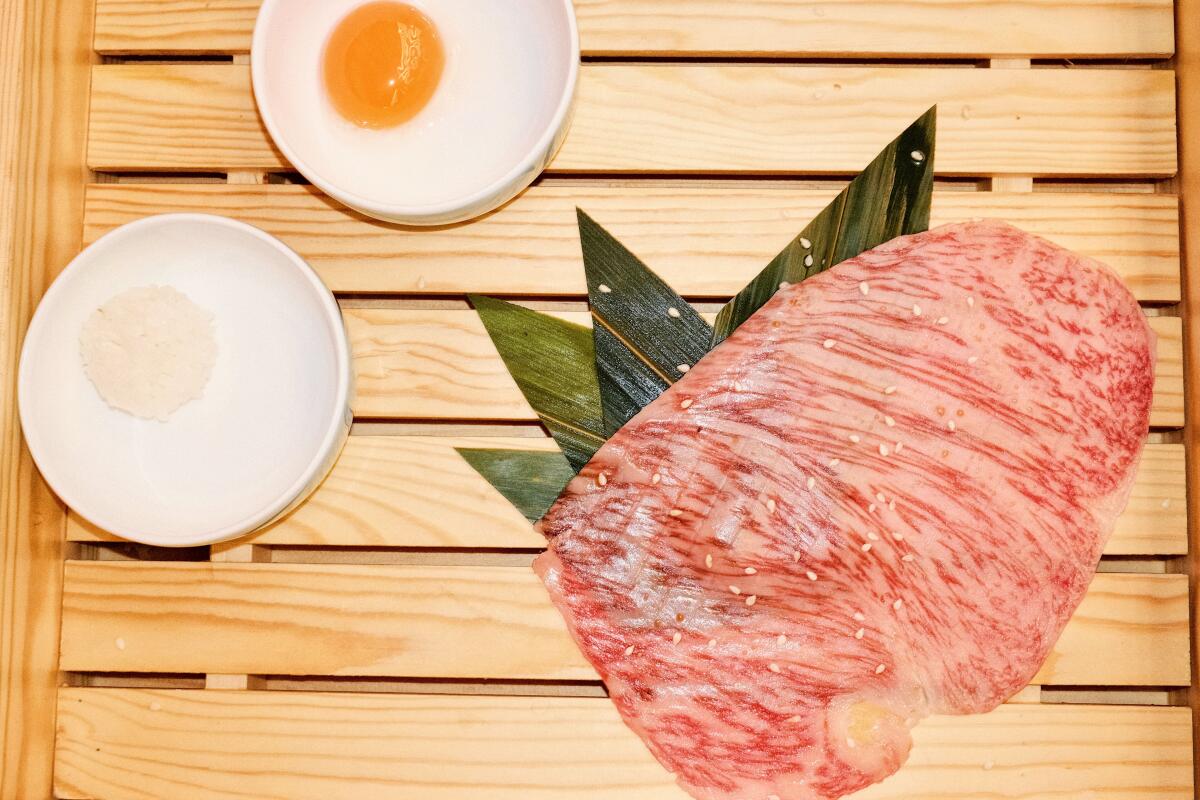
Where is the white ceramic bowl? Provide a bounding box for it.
[18,214,353,547]
[251,0,579,225]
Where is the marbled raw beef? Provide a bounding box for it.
[534,221,1155,800]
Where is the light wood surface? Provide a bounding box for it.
[1174,0,1200,786]
[53,689,1194,800]
[339,309,1185,427]
[81,183,1183,301]
[87,64,1178,176]
[65,439,1187,555]
[57,561,1189,686]
[0,0,93,796]
[91,0,1175,58]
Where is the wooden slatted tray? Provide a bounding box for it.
[2,0,1198,798]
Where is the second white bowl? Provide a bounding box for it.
[18,214,353,547]
[251,0,579,225]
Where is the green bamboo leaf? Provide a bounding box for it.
[469,295,605,471]
[711,106,937,344]
[456,448,575,522]
[577,209,712,435]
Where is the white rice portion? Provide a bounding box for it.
[79,285,217,421]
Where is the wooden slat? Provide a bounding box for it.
[81,184,1183,302]
[65,439,1187,556]
[87,64,1178,176]
[58,562,1190,686]
[53,689,1194,800]
[0,0,93,793]
[340,309,1184,427]
[91,0,1176,58]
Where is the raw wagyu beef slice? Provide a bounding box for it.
[534,221,1155,800]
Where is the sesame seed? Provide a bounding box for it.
[806,571,818,581]
[625,645,636,656]
[768,663,781,673]
[708,639,717,647]
[849,434,861,443]
[879,444,890,457]
[883,385,897,395]
[875,663,887,674]
[804,254,814,268]
[801,237,813,249]
[853,612,866,622]
[861,543,873,553]
[823,339,836,349]
[912,305,922,317]
[967,296,976,308]
[868,531,880,541]
[854,628,865,639]
[893,599,904,611]
[793,551,802,562]
[667,307,681,318]
[884,416,895,427]
[936,316,949,325]
[746,595,758,606]
[888,499,896,511]
[967,355,979,365]
[983,760,994,771]
[669,508,683,517]
[677,364,690,374]
[115,637,126,651]
[673,632,682,644]
[893,532,905,541]
[730,585,741,595]
[1162,499,1172,509]
[596,473,607,487]
[807,476,816,490]
[651,473,662,485]
[149,701,162,711]
[911,150,925,163]
[779,281,791,290]
[733,380,745,392]
[829,458,840,467]
[868,503,877,513]
[846,738,857,749]
[902,554,915,562]
[859,281,870,296]
[745,567,757,575]
[778,634,788,645]
[598,283,612,294]
[705,553,713,569]
[875,492,886,502]
[766,498,777,513]
[894,442,903,454]
[948,420,957,432]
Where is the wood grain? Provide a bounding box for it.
[64,438,1187,556]
[0,0,93,795]
[339,309,1185,427]
[81,183,1183,301]
[57,561,1190,686]
[1175,0,1200,786]
[87,64,1179,176]
[91,0,1175,58]
[53,689,1194,800]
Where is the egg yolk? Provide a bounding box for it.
[323,2,445,129]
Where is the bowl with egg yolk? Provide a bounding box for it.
[251,0,578,225]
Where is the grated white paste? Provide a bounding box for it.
[79,285,217,421]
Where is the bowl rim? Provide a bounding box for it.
[249,0,581,224]
[17,212,353,548]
